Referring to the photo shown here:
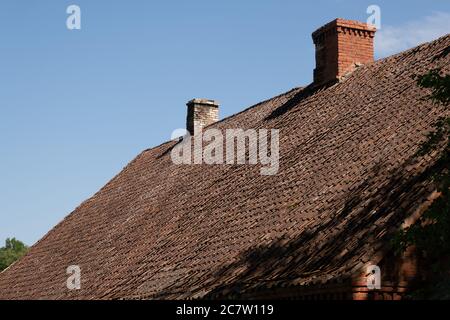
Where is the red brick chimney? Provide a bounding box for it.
[312,19,376,86]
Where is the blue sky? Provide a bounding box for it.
[1,0,449,246]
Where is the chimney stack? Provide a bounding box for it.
[312,19,376,86]
[186,99,219,135]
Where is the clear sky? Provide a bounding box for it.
[1,0,449,246]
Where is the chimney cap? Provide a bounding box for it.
[187,98,220,107]
[312,18,376,41]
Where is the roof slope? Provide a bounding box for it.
[1,34,449,300]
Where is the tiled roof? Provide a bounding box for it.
[1,34,449,300]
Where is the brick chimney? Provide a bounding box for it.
[186,99,219,135]
[312,18,376,86]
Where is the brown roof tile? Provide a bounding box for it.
[0,33,449,300]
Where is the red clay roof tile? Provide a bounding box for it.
[0,33,449,300]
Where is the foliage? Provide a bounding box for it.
[414,69,450,157]
[392,68,449,298]
[416,69,450,105]
[0,238,28,272]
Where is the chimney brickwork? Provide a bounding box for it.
[312,19,376,86]
[186,99,219,135]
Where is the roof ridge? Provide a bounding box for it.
[141,86,303,155]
